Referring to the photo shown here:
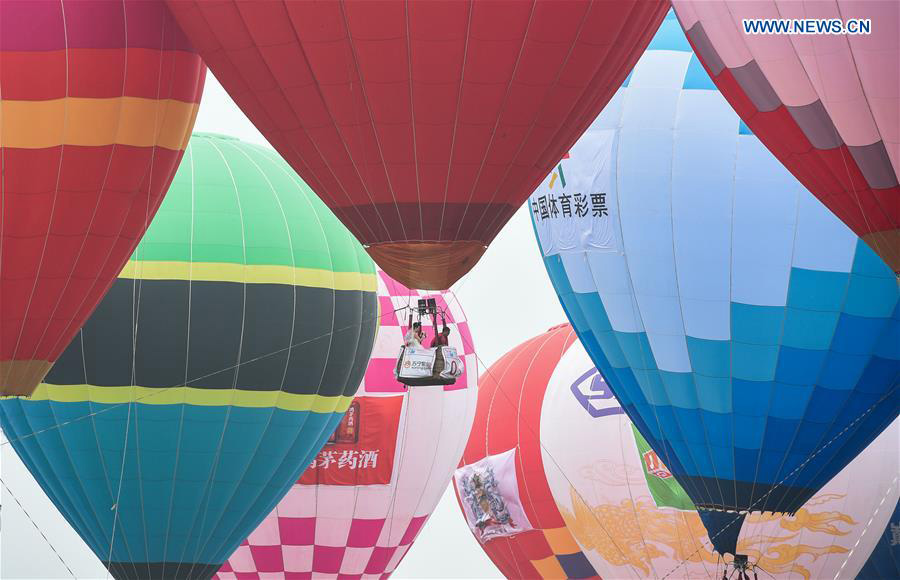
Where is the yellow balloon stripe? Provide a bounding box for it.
[0,97,199,150]
[118,260,378,292]
[26,384,354,413]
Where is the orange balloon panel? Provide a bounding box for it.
[0,0,205,395]
[166,0,668,289]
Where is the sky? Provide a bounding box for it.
[0,74,568,580]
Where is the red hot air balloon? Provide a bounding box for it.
[165,0,668,289]
[672,1,900,273]
[0,0,205,395]
[453,324,600,579]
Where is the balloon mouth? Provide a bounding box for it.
[0,359,53,397]
[860,229,900,276]
[697,509,747,557]
[366,241,487,290]
[105,560,221,580]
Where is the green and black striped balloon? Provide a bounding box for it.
[0,133,378,579]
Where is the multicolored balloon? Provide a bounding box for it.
[219,270,477,578]
[457,325,898,579]
[454,324,600,579]
[529,12,900,559]
[671,1,899,273]
[537,326,900,579]
[0,133,378,579]
[0,0,205,395]
[165,0,669,290]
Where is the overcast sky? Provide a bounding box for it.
[0,74,568,580]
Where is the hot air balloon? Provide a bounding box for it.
[670,1,899,273]
[857,500,900,580]
[529,12,900,573]
[0,0,205,396]
[453,324,600,579]
[0,133,378,579]
[536,326,900,579]
[163,0,669,290]
[219,270,477,579]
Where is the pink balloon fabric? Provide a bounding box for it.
[218,270,478,579]
[672,0,900,272]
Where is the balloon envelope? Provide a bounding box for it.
[529,12,900,557]
[454,324,600,579]
[220,270,477,578]
[671,0,900,272]
[856,500,900,580]
[538,327,900,579]
[0,0,205,395]
[0,133,378,579]
[165,0,669,289]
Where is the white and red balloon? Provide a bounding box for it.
[219,270,477,578]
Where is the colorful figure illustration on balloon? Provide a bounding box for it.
[467,470,513,533]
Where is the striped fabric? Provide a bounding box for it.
[0,133,379,579]
[0,0,206,395]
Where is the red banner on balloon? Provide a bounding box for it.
[299,396,404,486]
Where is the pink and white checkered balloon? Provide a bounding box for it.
[219,270,478,579]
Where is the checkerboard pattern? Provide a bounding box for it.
[218,270,478,578]
[218,512,427,579]
[525,527,598,579]
[364,270,477,393]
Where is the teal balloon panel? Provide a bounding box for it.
[0,134,379,579]
[529,13,900,556]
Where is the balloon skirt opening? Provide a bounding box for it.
[366,241,486,290]
[0,359,53,396]
[698,509,746,557]
[860,229,900,275]
[106,561,220,580]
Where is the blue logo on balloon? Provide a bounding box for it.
[570,368,624,418]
